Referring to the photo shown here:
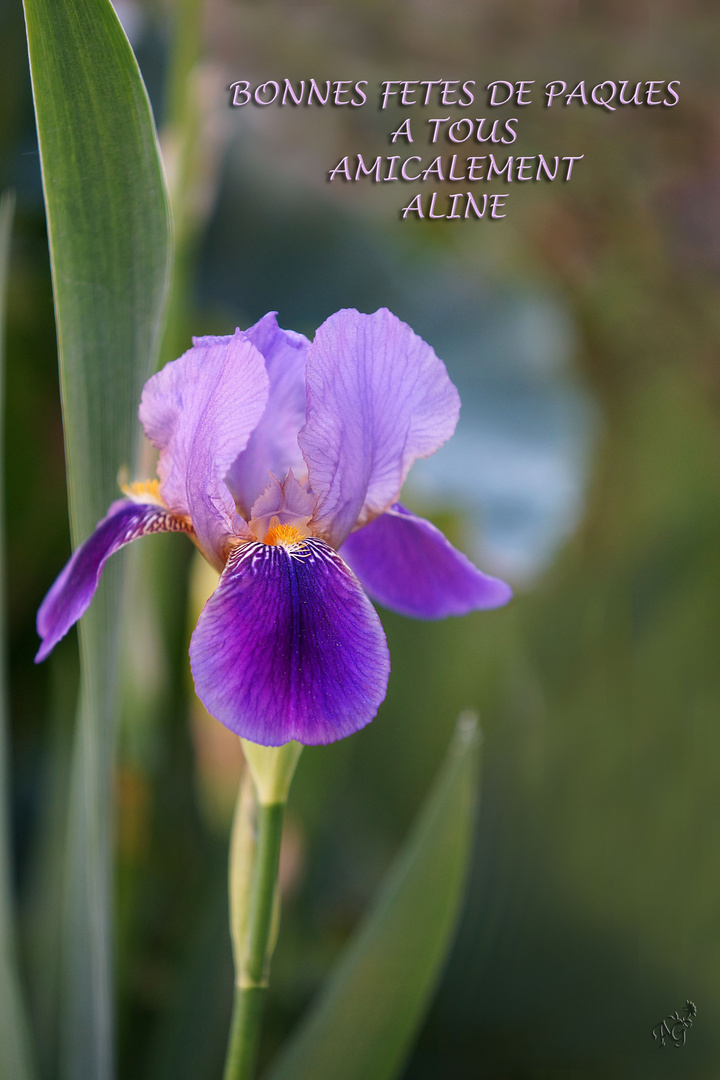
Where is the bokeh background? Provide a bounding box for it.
[2,0,720,1076]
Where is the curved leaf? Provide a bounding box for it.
[22,2,171,1077]
[264,713,480,1080]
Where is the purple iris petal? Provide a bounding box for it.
[35,501,190,662]
[298,308,461,549]
[224,313,309,518]
[189,538,390,746]
[341,504,512,619]
[139,330,269,565]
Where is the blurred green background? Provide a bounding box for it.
[2,0,720,1077]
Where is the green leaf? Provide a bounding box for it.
[264,713,481,1080]
[22,3,171,1078]
[0,191,36,1080]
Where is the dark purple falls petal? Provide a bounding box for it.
[189,538,390,746]
[36,501,191,662]
[340,504,513,619]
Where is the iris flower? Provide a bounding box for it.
[36,309,511,745]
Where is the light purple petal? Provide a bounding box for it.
[248,470,315,541]
[36,501,191,662]
[340,504,512,618]
[189,538,389,746]
[298,308,461,549]
[224,313,310,518]
[139,331,269,564]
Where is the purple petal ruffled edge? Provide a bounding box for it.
[298,308,461,549]
[340,504,512,619]
[224,313,310,518]
[189,538,390,745]
[138,330,269,565]
[36,501,191,662]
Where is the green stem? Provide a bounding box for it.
[164,0,204,134]
[223,801,285,1080]
[158,0,204,368]
[0,192,36,1080]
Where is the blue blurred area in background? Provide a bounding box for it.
[195,133,598,584]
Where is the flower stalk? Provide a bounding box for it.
[224,741,302,1080]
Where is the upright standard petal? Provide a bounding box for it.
[248,470,315,541]
[189,538,390,746]
[299,308,461,548]
[341,504,512,619]
[139,330,269,564]
[224,313,310,518]
[36,501,191,662]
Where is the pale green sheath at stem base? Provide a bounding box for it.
[223,740,302,1080]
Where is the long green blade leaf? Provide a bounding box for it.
[0,192,36,1080]
[22,3,171,1078]
[264,713,480,1080]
